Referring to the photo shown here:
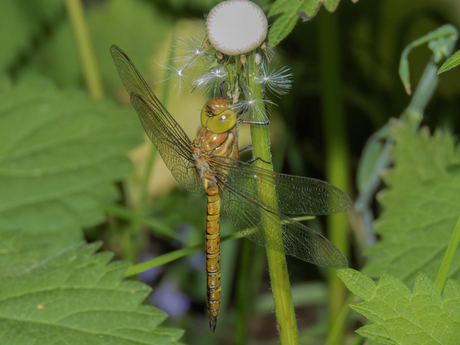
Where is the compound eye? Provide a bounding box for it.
[207,110,237,133]
[201,106,210,128]
[201,99,237,133]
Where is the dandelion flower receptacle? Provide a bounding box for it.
[206,0,268,55]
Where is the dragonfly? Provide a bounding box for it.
[110,45,352,332]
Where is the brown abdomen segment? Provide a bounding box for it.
[205,183,221,332]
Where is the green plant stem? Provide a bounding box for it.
[324,291,354,345]
[64,0,104,100]
[399,24,457,95]
[234,133,297,344]
[247,52,299,345]
[355,45,451,255]
[235,240,251,345]
[235,214,312,345]
[317,10,350,345]
[257,282,327,313]
[407,57,439,115]
[401,55,441,133]
[435,216,460,293]
[125,232,244,277]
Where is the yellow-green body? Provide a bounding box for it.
[192,98,239,331]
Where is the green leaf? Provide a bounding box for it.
[435,216,460,292]
[322,0,340,11]
[267,10,300,48]
[438,50,460,74]
[0,230,184,344]
[268,0,341,47]
[0,77,142,254]
[0,1,63,73]
[0,228,52,277]
[339,269,460,345]
[363,120,460,288]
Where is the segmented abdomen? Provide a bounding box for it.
[206,183,221,332]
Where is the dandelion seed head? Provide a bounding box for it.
[232,97,273,122]
[171,30,214,79]
[264,44,275,61]
[193,65,228,96]
[156,62,193,98]
[254,64,293,96]
[207,0,268,55]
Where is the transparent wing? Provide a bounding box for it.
[218,175,348,268]
[210,157,352,215]
[111,45,204,194]
[210,156,349,267]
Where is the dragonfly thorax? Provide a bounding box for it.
[194,126,237,159]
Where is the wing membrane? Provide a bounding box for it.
[210,156,352,215]
[111,45,204,194]
[219,177,347,268]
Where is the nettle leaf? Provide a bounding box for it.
[267,0,352,47]
[363,120,460,288]
[0,228,52,278]
[0,232,183,344]
[0,77,142,255]
[339,269,460,345]
[438,50,460,74]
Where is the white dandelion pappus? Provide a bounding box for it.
[156,61,193,97]
[255,63,293,96]
[173,30,211,64]
[193,65,228,95]
[232,96,274,122]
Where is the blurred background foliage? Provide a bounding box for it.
[1,0,460,344]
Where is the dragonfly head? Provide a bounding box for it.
[201,97,237,134]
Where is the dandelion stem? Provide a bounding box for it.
[247,51,299,345]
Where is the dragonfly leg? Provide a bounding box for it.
[235,74,272,125]
[247,156,272,165]
[219,82,225,98]
[239,144,252,153]
[237,76,247,100]
[236,84,271,125]
[237,118,270,125]
[239,146,271,164]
